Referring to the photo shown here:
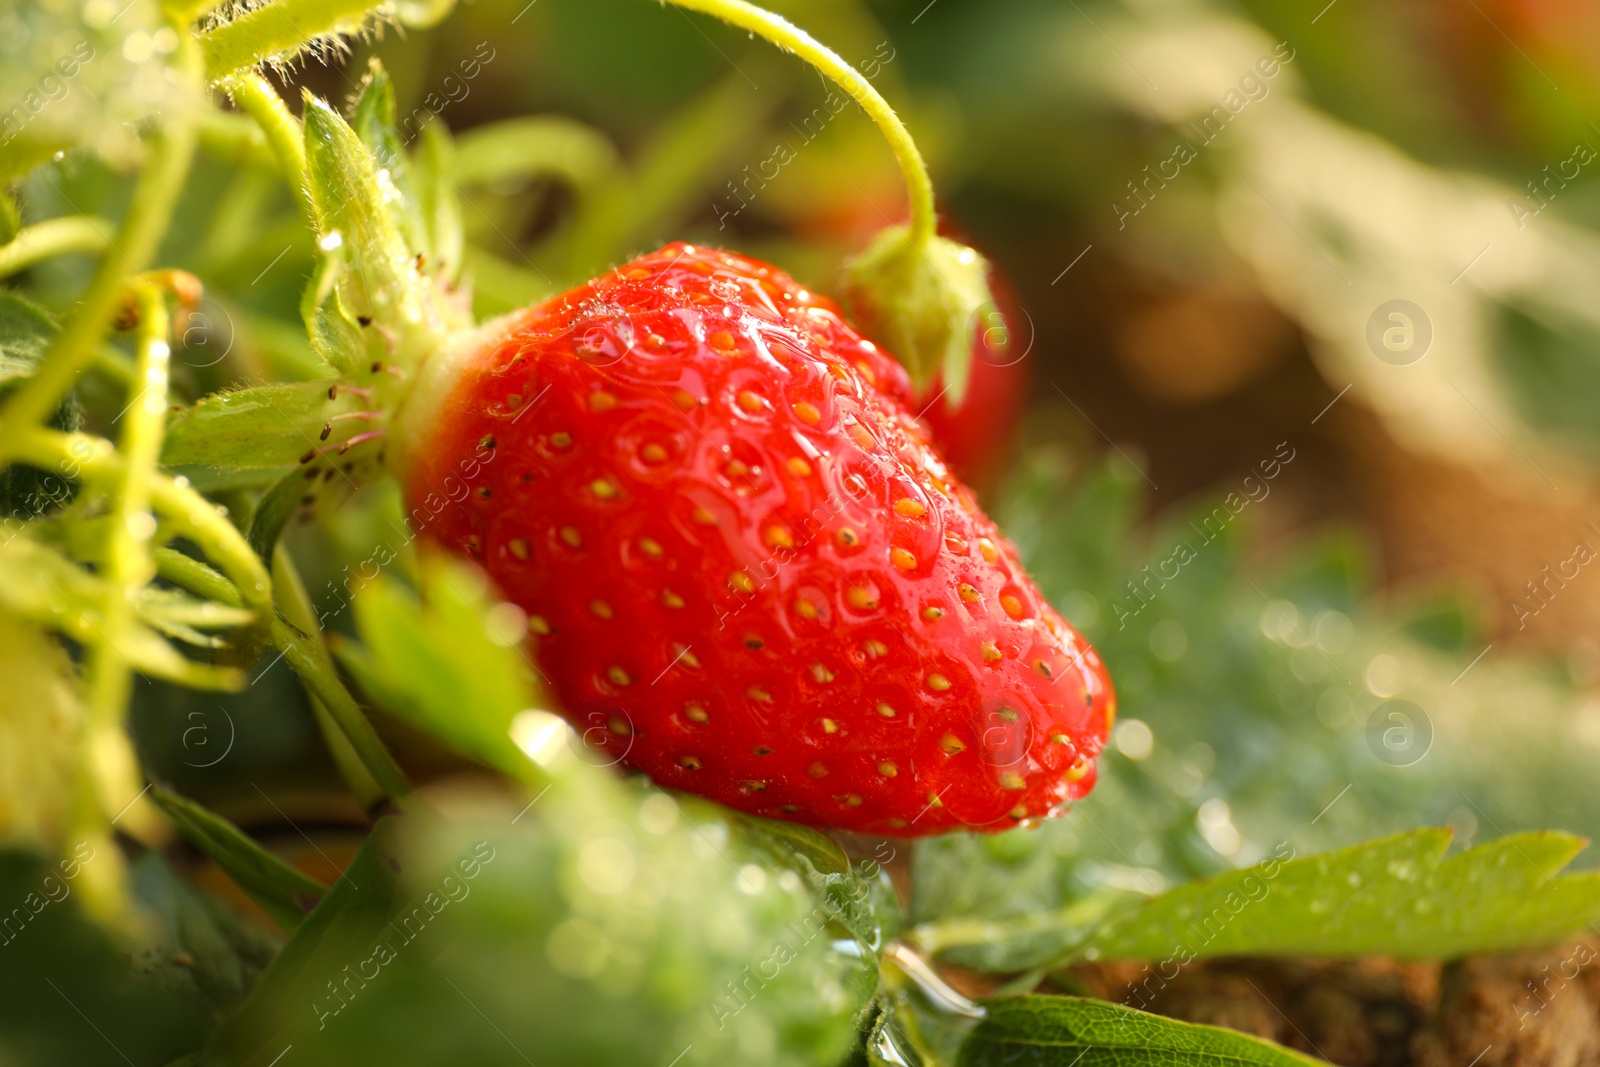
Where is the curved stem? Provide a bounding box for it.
[219,73,312,217]
[0,217,113,278]
[659,0,936,244]
[270,616,413,803]
[73,284,170,905]
[9,427,274,622]
[200,0,380,82]
[0,37,200,456]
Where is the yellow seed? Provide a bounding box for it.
[639,537,664,558]
[841,794,863,807]
[641,442,668,464]
[747,686,773,704]
[671,389,699,411]
[810,663,835,684]
[560,526,582,548]
[1034,659,1055,679]
[878,761,898,778]
[685,704,709,724]
[959,583,980,602]
[606,665,632,687]
[737,390,766,414]
[795,597,820,620]
[765,525,795,549]
[876,703,896,719]
[709,329,738,353]
[808,762,829,778]
[662,590,686,609]
[836,527,859,548]
[508,538,530,560]
[528,615,551,636]
[999,771,1027,791]
[677,646,701,669]
[927,673,951,692]
[863,639,888,658]
[692,506,718,526]
[1000,593,1024,619]
[590,477,619,499]
[794,401,822,425]
[588,392,617,412]
[679,755,703,770]
[787,456,813,477]
[890,547,917,571]
[590,599,614,619]
[608,716,631,736]
[925,792,944,809]
[894,498,927,518]
[820,718,838,734]
[846,584,878,610]
[978,537,999,563]
[922,606,945,621]
[1009,805,1030,820]
[549,431,574,450]
[1065,756,1092,782]
[730,571,756,594]
[741,780,768,793]
[982,642,1003,662]
[940,733,966,754]
[850,422,876,450]
[1051,734,1071,745]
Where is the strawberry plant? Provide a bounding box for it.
[3,2,1600,1065]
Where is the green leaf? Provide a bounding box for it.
[126,851,282,1019]
[958,996,1322,1066]
[149,785,327,932]
[1073,829,1600,963]
[840,230,992,401]
[350,59,428,262]
[335,553,544,783]
[205,777,875,1067]
[160,380,356,470]
[0,847,209,1065]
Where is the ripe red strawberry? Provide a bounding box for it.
[392,243,1113,835]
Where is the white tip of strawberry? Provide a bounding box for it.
[840,226,992,404]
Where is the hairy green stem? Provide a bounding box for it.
[0,217,113,278]
[658,0,937,244]
[270,616,413,803]
[10,427,273,622]
[200,0,381,82]
[0,38,200,456]
[220,74,312,216]
[272,546,386,809]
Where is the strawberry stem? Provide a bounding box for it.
[220,74,313,218]
[198,0,383,82]
[659,0,938,246]
[0,217,113,279]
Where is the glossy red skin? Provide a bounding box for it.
[404,243,1112,835]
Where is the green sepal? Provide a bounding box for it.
[350,59,427,261]
[335,552,546,785]
[840,228,992,402]
[247,469,310,563]
[302,93,425,331]
[161,380,360,470]
[149,785,328,932]
[412,120,465,286]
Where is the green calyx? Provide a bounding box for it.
[841,227,993,403]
